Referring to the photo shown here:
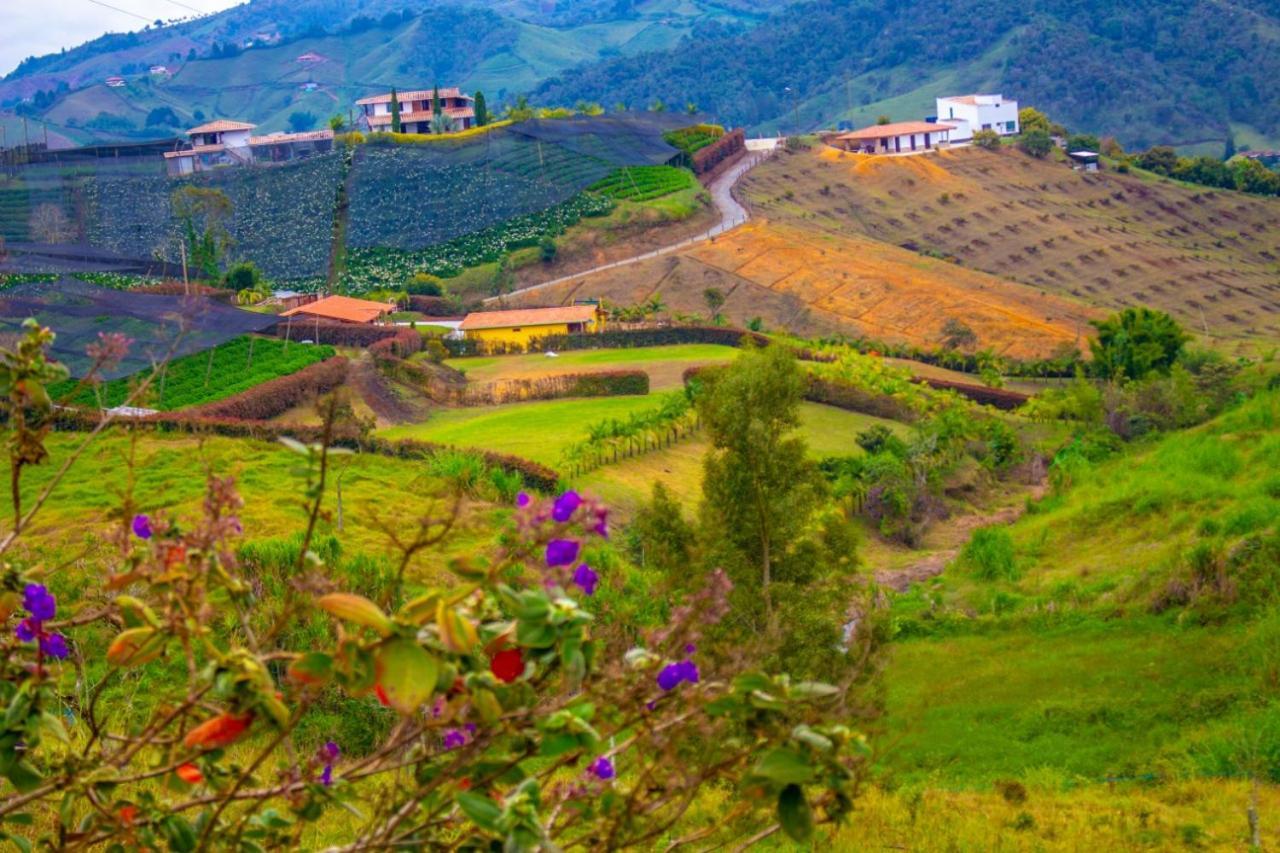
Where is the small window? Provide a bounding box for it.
[511,328,521,332]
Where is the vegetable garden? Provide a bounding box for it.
[50,335,335,410]
[663,124,725,157]
[588,166,696,201]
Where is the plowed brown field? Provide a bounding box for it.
[742,145,1280,345]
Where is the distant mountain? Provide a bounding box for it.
[534,0,1280,150]
[0,0,790,146]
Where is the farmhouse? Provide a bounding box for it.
[355,88,475,134]
[459,305,605,347]
[281,295,396,324]
[934,94,1019,142]
[163,120,334,175]
[835,121,955,155]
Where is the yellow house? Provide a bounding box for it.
[458,305,605,347]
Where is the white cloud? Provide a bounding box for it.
[0,0,244,78]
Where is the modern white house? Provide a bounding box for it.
[355,88,475,134]
[934,94,1019,142]
[163,120,334,176]
[835,121,956,155]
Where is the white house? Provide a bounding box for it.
[163,120,334,176]
[355,88,475,134]
[935,94,1019,142]
[835,121,955,155]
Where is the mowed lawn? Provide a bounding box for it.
[444,344,739,391]
[381,396,906,473]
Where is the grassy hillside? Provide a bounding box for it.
[535,0,1280,149]
[739,144,1280,349]
[879,389,1280,790]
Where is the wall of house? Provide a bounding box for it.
[939,98,1019,140]
[466,318,602,346]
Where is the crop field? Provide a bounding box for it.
[663,125,724,156]
[50,336,335,411]
[588,166,697,201]
[741,145,1280,346]
[444,344,738,391]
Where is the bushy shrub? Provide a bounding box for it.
[959,527,1019,581]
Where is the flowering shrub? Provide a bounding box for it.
[0,322,874,847]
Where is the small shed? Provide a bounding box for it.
[1068,150,1100,172]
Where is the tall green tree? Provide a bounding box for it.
[171,185,232,279]
[1018,129,1053,158]
[432,84,442,122]
[473,90,489,127]
[389,86,401,133]
[1089,307,1190,381]
[697,345,824,621]
[1018,106,1051,134]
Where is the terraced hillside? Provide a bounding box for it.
[741,145,1280,347]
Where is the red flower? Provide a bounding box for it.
[490,648,524,684]
[175,762,204,784]
[458,777,472,791]
[118,804,138,826]
[375,683,392,707]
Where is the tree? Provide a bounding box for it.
[1018,106,1051,134]
[171,185,232,279]
[971,129,1000,150]
[1231,157,1280,195]
[875,114,891,125]
[1137,146,1179,175]
[539,236,557,263]
[328,113,346,132]
[389,86,401,133]
[432,84,443,123]
[28,204,74,244]
[940,318,977,350]
[1066,133,1100,152]
[474,90,489,126]
[144,106,180,127]
[507,95,534,121]
[429,111,456,135]
[1223,133,1236,161]
[703,287,726,322]
[224,260,262,291]
[1089,307,1190,381]
[288,111,317,132]
[697,345,824,622]
[1018,129,1053,158]
[627,482,695,572]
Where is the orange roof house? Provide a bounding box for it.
[281,295,397,324]
[459,305,604,346]
[355,87,476,134]
[835,121,956,154]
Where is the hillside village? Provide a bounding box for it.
[2,2,1280,847]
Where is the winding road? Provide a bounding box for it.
[484,144,777,304]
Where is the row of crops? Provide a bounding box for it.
[342,192,613,290]
[587,166,696,201]
[662,125,725,157]
[49,335,335,411]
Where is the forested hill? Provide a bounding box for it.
[534,0,1280,149]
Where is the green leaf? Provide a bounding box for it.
[538,732,580,758]
[316,593,394,636]
[777,784,813,842]
[375,640,438,714]
[791,724,834,752]
[4,760,43,793]
[287,652,334,687]
[457,792,502,832]
[753,747,815,785]
[161,815,198,852]
[791,681,840,699]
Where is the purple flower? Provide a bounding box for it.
[552,491,582,522]
[684,643,697,655]
[131,514,152,540]
[573,564,598,597]
[516,491,531,508]
[657,659,700,691]
[442,728,469,750]
[592,508,609,539]
[587,756,615,781]
[317,740,340,786]
[23,584,55,622]
[320,764,333,786]
[545,539,580,568]
[15,619,36,643]
[39,633,69,660]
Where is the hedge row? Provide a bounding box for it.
[407,295,458,316]
[692,129,746,175]
[915,378,1028,410]
[804,377,920,423]
[275,321,403,347]
[192,356,350,420]
[50,409,560,492]
[368,327,424,360]
[461,370,649,406]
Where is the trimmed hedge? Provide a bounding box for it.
[193,356,350,420]
[692,129,746,175]
[916,378,1028,410]
[805,376,920,422]
[368,327,424,360]
[461,370,649,406]
[443,325,768,357]
[407,295,457,316]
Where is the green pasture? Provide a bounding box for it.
[444,343,738,390]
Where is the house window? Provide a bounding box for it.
[511,328,521,332]
[1006,120,1016,132]
[982,123,991,130]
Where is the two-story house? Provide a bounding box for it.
[934,94,1020,142]
[163,120,334,176]
[355,88,475,135]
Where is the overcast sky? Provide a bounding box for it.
[0,0,244,77]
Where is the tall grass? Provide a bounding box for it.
[958,527,1019,581]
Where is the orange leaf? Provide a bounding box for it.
[183,712,253,750]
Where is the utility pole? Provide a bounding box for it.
[22,117,30,152]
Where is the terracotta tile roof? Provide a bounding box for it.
[187,120,257,135]
[366,107,475,126]
[459,305,598,331]
[356,88,472,105]
[838,121,956,141]
[281,295,396,324]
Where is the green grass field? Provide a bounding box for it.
[444,343,738,390]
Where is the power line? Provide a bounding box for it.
[83,0,156,25]
[158,0,209,16]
